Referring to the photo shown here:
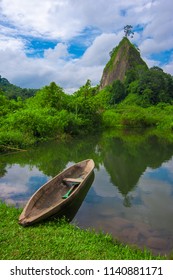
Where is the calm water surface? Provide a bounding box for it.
[1,130,173,256]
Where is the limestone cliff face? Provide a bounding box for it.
[100,37,147,89]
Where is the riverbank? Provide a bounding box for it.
[0,202,166,260]
[1,81,173,152]
[102,104,173,142]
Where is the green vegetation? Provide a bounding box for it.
[102,104,173,130]
[106,37,147,73]
[124,25,134,38]
[1,37,173,151]
[0,80,101,151]
[0,75,37,100]
[0,202,165,260]
[99,64,173,139]
[1,36,173,261]
[1,65,173,152]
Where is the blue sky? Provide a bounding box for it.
[0,0,173,92]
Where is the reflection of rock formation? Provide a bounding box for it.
[103,138,147,196]
[103,136,173,198]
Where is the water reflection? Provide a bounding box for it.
[0,164,50,206]
[103,135,173,198]
[1,130,173,256]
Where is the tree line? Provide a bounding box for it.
[1,64,173,151]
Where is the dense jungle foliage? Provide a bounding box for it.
[1,65,173,151]
[0,75,37,100]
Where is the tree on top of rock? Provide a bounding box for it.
[124,25,134,38]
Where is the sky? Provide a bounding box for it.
[0,0,173,93]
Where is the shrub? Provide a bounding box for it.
[0,130,34,149]
[102,109,122,127]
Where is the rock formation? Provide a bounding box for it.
[100,37,147,90]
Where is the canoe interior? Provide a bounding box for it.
[44,171,95,223]
[20,159,94,223]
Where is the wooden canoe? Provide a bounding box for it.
[19,159,95,226]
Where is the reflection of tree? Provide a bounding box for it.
[101,134,173,203]
[1,129,173,209]
[123,195,132,207]
[0,134,101,178]
[0,161,7,177]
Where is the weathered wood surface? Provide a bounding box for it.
[19,159,95,226]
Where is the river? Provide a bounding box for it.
[1,129,173,256]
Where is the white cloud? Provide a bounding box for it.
[0,0,173,91]
[139,0,173,55]
[44,43,69,60]
[163,61,173,76]
[1,0,163,49]
[142,56,159,68]
[80,33,122,67]
[0,35,24,51]
[0,32,122,90]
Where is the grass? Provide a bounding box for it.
[0,202,166,260]
[102,104,173,143]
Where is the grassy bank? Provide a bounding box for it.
[0,202,166,260]
[102,103,173,142]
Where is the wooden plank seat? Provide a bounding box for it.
[62,177,83,199]
[63,177,83,184]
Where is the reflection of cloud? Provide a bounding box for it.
[93,165,118,198]
[128,176,173,233]
[79,162,173,237]
[162,156,173,169]
[0,164,50,206]
[67,155,173,254]
[161,157,173,182]
[143,164,173,191]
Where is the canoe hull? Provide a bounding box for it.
[19,159,94,226]
[43,171,94,223]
